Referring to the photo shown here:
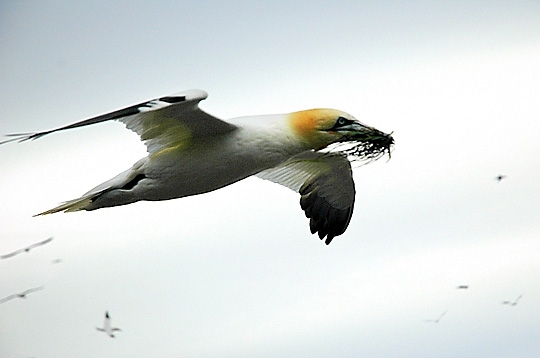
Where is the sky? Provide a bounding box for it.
[1,1,540,357]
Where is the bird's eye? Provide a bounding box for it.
[337,117,348,126]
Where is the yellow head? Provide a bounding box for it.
[288,108,370,150]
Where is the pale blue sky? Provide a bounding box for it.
[1,1,540,357]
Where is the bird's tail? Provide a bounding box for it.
[34,191,106,216]
[34,163,146,216]
[34,159,149,217]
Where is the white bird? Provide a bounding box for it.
[96,311,121,338]
[0,237,53,259]
[0,286,44,304]
[502,294,523,306]
[424,310,448,323]
[2,89,393,244]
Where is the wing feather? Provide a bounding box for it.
[257,152,355,244]
[1,89,238,154]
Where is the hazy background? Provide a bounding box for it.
[1,1,539,357]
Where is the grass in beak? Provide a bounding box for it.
[324,129,394,165]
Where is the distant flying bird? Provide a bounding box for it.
[1,89,394,244]
[502,294,523,306]
[424,310,448,323]
[51,258,63,264]
[96,311,121,338]
[495,175,506,182]
[0,237,53,259]
[0,286,44,304]
[456,285,469,289]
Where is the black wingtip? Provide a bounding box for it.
[300,187,352,245]
[1,132,51,145]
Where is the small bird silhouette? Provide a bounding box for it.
[0,237,53,259]
[495,175,506,182]
[502,294,522,306]
[96,311,121,338]
[0,286,44,304]
[456,285,469,289]
[424,310,448,323]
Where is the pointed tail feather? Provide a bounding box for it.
[34,191,106,216]
[35,197,93,216]
[34,165,144,216]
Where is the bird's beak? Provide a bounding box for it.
[338,123,395,162]
[347,123,394,146]
[335,122,370,134]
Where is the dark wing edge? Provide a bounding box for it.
[0,89,211,144]
[299,162,355,244]
[257,152,356,244]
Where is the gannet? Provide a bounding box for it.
[0,237,53,259]
[502,294,523,306]
[0,286,44,304]
[2,89,394,244]
[96,311,121,338]
[423,310,448,323]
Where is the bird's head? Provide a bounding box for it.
[289,109,394,162]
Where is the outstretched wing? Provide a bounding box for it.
[0,248,24,259]
[21,286,44,296]
[257,152,355,244]
[0,294,17,304]
[0,238,52,259]
[2,89,238,154]
[27,237,53,250]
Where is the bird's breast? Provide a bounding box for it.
[142,125,306,199]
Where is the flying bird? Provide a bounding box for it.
[456,285,469,289]
[424,310,448,323]
[495,175,506,182]
[1,89,394,244]
[0,286,44,304]
[502,294,523,306]
[0,237,53,259]
[96,311,121,338]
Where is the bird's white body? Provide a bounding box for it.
[3,89,393,244]
[96,311,121,338]
[90,114,305,209]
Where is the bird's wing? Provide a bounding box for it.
[27,237,53,250]
[0,248,23,259]
[112,328,122,331]
[22,286,44,295]
[438,310,448,320]
[0,294,17,304]
[2,89,238,154]
[257,152,355,244]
